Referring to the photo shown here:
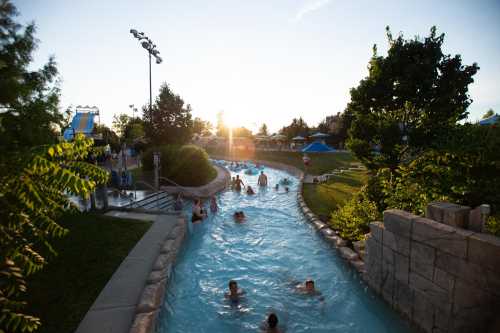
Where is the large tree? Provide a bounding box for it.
[280,117,309,140]
[347,26,479,170]
[192,117,213,136]
[258,123,268,136]
[143,83,193,145]
[0,0,62,152]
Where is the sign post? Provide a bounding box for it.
[153,152,161,190]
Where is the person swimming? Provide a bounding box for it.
[275,184,279,190]
[191,198,207,223]
[246,185,255,195]
[234,175,245,191]
[285,187,289,193]
[224,280,245,303]
[258,170,268,187]
[262,313,282,333]
[294,279,324,300]
[234,211,246,222]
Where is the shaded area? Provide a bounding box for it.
[26,213,152,333]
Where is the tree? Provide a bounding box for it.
[280,117,309,140]
[232,126,253,137]
[123,118,145,145]
[346,26,479,170]
[112,113,131,137]
[93,124,120,151]
[192,117,213,136]
[0,135,109,333]
[0,0,63,152]
[258,123,268,136]
[143,83,193,145]
[482,109,495,119]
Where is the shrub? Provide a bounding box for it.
[141,144,215,186]
[171,145,215,186]
[330,187,381,242]
[485,215,500,237]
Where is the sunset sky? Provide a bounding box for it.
[15,0,500,132]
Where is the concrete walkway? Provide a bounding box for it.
[75,212,178,333]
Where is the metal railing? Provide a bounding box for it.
[133,180,161,209]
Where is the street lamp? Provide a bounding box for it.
[129,29,163,114]
[129,104,138,119]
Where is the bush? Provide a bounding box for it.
[330,187,381,242]
[141,144,216,186]
[485,215,500,237]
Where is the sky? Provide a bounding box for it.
[14,0,500,133]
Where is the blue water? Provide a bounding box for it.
[158,166,413,333]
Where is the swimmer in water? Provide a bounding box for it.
[247,185,255,195]
[258,170,268,187]
[210,196,218,213]
[261,313,282,333]
[234,175,245,192]
[224,280,245,302]
[275,184,279,190]
[295,279,324,301]
[234,211,246,222]
[285,187,289,193]
[191,198,206,223]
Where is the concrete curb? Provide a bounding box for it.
[129,217,187,333]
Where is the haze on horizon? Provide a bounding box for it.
[15,0,500,133]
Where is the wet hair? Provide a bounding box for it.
[228,280,237,289]
[305,279,314,286]
[267,313,278,328]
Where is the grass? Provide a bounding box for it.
[26,213,152,333]
[302,170,369,220]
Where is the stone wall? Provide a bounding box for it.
[364,208,500,333]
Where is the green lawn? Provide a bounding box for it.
[302,170,369,220]
[26,213,152,333]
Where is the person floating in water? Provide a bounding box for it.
[246,185,255,195]
[210,196,218,213]
[174,192,183,211]
[294,279,324,301]
[258,170,268,187]
[234,211,246,222]
[285,187,289,193]
[191,198,207,223]
[275,184,279,190]
[261,313,283,333]
[234,175,245,192]
[225,280,245,303]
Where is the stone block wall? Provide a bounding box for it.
[364,209,500,333]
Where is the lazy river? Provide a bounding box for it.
[157,164,413,332]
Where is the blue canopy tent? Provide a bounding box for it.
[479,114,499,126]
[301,141,335,153]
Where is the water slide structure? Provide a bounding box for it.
[63,106,100,140]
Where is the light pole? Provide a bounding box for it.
[129,29,163,113]
[129,104,138,119]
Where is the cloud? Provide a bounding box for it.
[293,0,332,22]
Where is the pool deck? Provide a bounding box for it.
[75,212,185,333]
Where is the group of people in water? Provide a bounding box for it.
[179,164,308,331]
[224,278,323,332]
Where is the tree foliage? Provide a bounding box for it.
[143,83,193,145]
[258,123,268,136]
[192,117,212,136]
[0,0,63,152]
[0,135,109,332]
[347,26,479,171]
[280,117,309,140]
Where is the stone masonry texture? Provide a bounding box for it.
[364,207,500,333]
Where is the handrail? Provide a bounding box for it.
[133,180,161,209]
[158,176,193,197]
